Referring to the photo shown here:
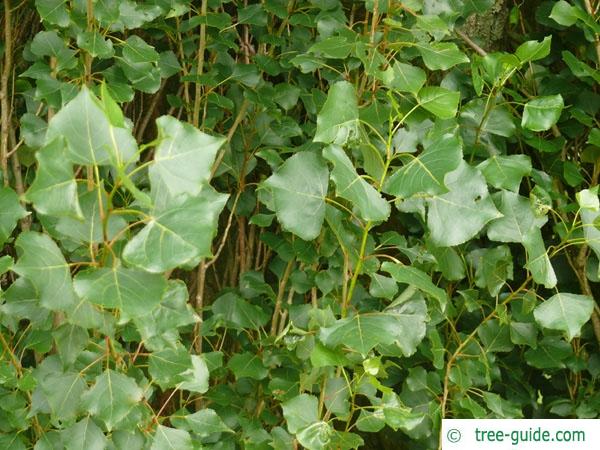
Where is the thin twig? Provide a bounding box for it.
[456,29,487,57]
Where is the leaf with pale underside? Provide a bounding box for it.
[12,231,75,311]
[149,116,226,197]
[314,81,360,145]
[534,293,593,341]
[262,152,328,241]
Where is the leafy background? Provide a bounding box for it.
[1,0,600,449]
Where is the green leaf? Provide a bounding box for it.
[487,191,546,243]
[77,31,114,59]
[521,95,564,132]
[54,187,128,244]
[0,254,12,276]
[382,262,447,310]
[158,51,181,78]
[149,116,225,197]
[227,352,268,380]
[150,426,192,450]
[148,346,188,387]
[82,369,144,431]
[478,155,532,192]
[0,186,27,246]
[179,355,210,393]
[119,60,162,94]
[296,421,333,450]
[478,319,514,352]
[510,322,538,348]
[309,36,354,59]
[25,139,82,219]
[460,99,517,138]
[13,231,76,311]
[122,36,159,64]
[384,132,462,198]
[525,336,572,369]
[418,87,460,119]
[319,294,427,356]
[123,186,228,272]
[323,145,390,222]
[562,51,600,83]
[282,394,319,433]
[180,409,233,437]
[482,392,523,418]
[329,431,364,450]
[111,430,146,450]
[469,246,513,296]
[63,418,108,450]
[52,324,88,367]
[35,0,70,27]
[417,42,469,70]
[262,152,328,241]
[382,392,425,432]
[369,273,398,299]
[74,266,167,317]
[46,87,138,166]
[38,370,87,421]
[515,36,552,63]
[211,292,269,330]
[427,163,501,247]
[416,15,449,40]
[534,293,594,341]
[314,81,360,145]
[310,342,351,368]
[523,228,557,289]
[550,0,582,26]
[383,62,426,95]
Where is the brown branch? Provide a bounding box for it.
[192,0,208,127]
[1,0,13,186]
[456,29,487,57]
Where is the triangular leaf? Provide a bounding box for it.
[82,369,144,431]
[13,231,76,311]
[534,293,593,340]
[262,152,328,241]
[149,116,225,197]
[314,81,360,145]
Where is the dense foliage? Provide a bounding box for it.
[1,0,600,448]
